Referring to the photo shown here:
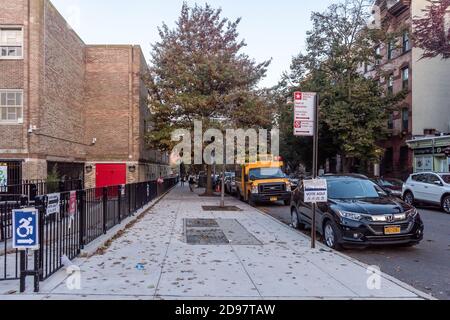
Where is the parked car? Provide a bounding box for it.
[225,175,237,195]
[291,174,424,250]
[372,177,404,198]
[402,172,450,213]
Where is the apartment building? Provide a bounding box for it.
[0,0,170,189]
[367,0,450,178]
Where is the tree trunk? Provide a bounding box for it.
[342,156,353,173]
[205,164,213,196]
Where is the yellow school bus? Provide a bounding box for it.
[235,156,291,206]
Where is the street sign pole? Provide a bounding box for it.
[293,91,320,248]
[311,94,320,249]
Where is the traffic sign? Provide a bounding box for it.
[12,208,39,250]
[304,179,328,203]
[293,92,317,136]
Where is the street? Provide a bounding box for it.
[257,202,450,300]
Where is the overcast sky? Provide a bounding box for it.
[51,0,335,88]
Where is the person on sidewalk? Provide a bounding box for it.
[188,174,195,192]
[180,176,185,187]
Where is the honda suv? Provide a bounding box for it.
[291,174,424,250]
[402,172,450,213]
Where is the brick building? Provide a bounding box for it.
[366,0,450,179]
[0,0,170,188]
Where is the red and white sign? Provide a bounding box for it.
[68,191,77,217]
[294,92,302,101]
[293,92,316,137]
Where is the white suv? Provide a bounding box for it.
[403,172,450,213]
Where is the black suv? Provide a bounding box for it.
[290,174,424,250]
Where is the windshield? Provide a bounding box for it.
[440,174,450,184]
[328,179,387,199]
[249,168,285,180]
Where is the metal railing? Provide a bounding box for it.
[0,179,83,201]
[0,177,179,284]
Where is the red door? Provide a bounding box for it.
[96,164,127,188]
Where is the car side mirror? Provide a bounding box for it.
[433,181,443,186]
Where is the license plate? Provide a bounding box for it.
[384,226,401,235]
[270,197,278,202]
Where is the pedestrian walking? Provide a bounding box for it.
[181,176,185,187]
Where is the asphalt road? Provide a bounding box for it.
[256,201,450,300]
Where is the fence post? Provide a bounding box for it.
[118,185,122,223]
[102,187,107,234]
[78,190,85,249]
[34,195,46,282]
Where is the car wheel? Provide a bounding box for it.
[323,220,342,250]
[291,208,304,230]
[442,195,450,214]
[403,191,415,206]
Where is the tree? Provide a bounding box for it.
[146,3,272,195]
[280,0,405,173]
[413,0,450,59]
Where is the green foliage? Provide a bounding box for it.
[47,164,59,193]
[277,0,406,172]
[146,2,273,152]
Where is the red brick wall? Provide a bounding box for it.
[1,0,170,182]
[85,46,133,161]
[0,0,28,152]
[36,1,86,160]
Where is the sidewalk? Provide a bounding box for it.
[0,185,431,300]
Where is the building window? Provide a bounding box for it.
[402,108,409,131]
[402,67,409,90]
[0,27,23,59]
[387,74,394,95]
[387,40,395,60]
[0,90,23,123]
[388,113,394,129]
[402,31,410,53]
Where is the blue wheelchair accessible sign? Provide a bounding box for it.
[12,209,39,250]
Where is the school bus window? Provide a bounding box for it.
[249,168,285,180]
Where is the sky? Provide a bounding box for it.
[51,0,336,88]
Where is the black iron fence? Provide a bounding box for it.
[0,179,83,202]
[0,199,25,280]
[0,177,179,285]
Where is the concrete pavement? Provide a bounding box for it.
[0,185,432,300]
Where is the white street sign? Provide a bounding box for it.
[293,92,316,137]
[12,208,39,250]
[47,193,61,216]
[304,179,328,203]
